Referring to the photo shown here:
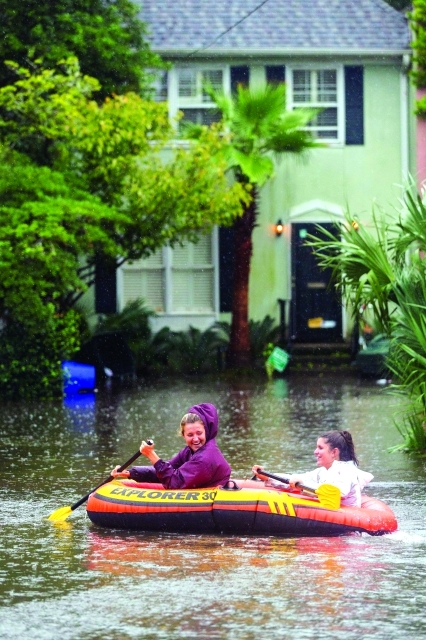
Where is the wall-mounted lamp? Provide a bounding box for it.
[275,219,284,237]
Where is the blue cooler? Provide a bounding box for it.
[62,360,96,394]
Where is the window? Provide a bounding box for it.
[176,68,225,126]
[171,235,214,312]
[287,67,343,143]
[152,70,168,102]
[119,233,217,315]
[120,251,165,313]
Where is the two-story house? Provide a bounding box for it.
[107,0,412,344]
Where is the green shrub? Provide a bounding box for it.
[0,310,80,400]
[133,326,174,377]
[215,315,280,367]
[249,316,280,363]
[94,299,154,343]
[167,326,228,375]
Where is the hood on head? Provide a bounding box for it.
[187,403,218,441]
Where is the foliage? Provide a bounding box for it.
[134,327,174,377]
[0,60,249,306]
[189,84,318,187]
[214,315,280,368]
[0,58,170,168]
[0,0,164,98]
[390,412,426,454]
[308,210,398,336]
[308,189,426,452]
[0,60,248,398]
[167,326,228,375]
[93,299,158,375]
[0,310,81,400]
[0,148,124,331]
[249,315,281,363]
[94,299,153,339]
[410,0,426,117]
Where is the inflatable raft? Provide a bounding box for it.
[86,479,397,537]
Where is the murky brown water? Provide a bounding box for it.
[1,373,425,639]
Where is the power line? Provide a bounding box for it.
[188,0,273,56]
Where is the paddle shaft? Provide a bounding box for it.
[256,469,317,495]
[69,441,153,512]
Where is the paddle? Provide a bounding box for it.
[254,469,341,510]
[47,441,153,522]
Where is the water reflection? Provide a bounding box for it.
[63,393,96,433]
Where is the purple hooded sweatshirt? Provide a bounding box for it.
[128,403,231,489]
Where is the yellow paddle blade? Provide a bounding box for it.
[315,484,341,510]
[47,506,72,522]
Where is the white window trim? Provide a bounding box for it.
[168,65,230,129]
[116,228,220,318]
[286,64,345,147]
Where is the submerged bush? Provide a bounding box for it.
[215,315,280,368]
[0,311,80,400]
[167,326,228,375]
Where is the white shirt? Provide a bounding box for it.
[296,460,374,507]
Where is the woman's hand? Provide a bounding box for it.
[140,440,160,464]
[252,465,269,482]
[288,474,303,488]
[111,465,130,478]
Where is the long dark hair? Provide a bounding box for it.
[321,430,359,465]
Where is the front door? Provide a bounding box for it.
[291,222,342,343]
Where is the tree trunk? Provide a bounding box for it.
[227,189,257,368]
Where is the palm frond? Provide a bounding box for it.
[225,148,274,185]
[233,84,287,129]
[395,191,426,256]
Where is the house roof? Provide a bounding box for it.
[136,0,410,57]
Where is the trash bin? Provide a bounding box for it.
[62,360,96,394]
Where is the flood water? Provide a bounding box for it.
[1,372,426,639]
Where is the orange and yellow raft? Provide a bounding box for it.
[86,479,397,537]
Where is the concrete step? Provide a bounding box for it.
[285,342,354,370]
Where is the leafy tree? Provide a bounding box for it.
[407,1,426,119]
[0,61,249,397]
[202,84,318,367]
[0,149,125,328]
[0,149,122,398]
[0,0,163,97]
[0,60,249,310]
[0,309,82,399]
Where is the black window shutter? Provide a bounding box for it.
[219,227,235,313]
[230,66,250,95]
[345,66,364,145]
[266,65,285,84]
[95,256,117,314]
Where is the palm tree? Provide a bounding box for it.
[211,83,319,367]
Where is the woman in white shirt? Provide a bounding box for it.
[253,430,373,508]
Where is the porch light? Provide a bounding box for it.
[275,219,284,236]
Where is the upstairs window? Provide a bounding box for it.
[152,70,168,102]
[287,67,344,143]
[176,68,224,126]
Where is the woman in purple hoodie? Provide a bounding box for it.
[111,403,231,489]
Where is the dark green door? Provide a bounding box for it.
[291,222,342,343]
